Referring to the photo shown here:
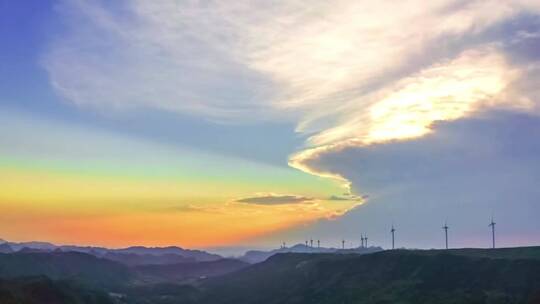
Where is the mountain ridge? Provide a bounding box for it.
[1,246,540,303]
[0,239,222,264]
[239,243,383,263]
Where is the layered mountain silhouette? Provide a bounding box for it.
[135,259,249,283]
[240,243,383,263]
[0,239,539,303]
[0,240,222,266]
[0,276,113,304]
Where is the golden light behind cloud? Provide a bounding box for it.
[290,48,527,191]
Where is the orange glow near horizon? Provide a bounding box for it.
[0,201,360,248]
[0,161,360,248]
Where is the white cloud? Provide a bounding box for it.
[281,112,540,248]
[289,47,529,191]
[44,0,540,192]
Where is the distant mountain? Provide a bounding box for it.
[1,241,57,252]
[0,244,13,254]
[114,246,222,262]
[135,259,249,283]
[240,243,382,264]
[17,247,51,253]
[0,239,223,265]
[103,252,197,266]
[59,245,110,256]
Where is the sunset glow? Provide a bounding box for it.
[2,0,540,250]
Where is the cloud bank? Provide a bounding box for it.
[236,194,313,205]
[273,111,540,248]
[44,1,540,224]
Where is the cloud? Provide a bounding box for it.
[45,1,539,119]
[236,194,313,205]
[44,1,540,195]
[36,1,540,247]
[268,112,540,248]
[44,0,280,121]
[328,195,365,201]
[161,204,225,214]
[289,47,529,189]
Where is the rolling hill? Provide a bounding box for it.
[1,246,540,303]
[0,240,223,264]
[197,248,540,304]
[135,259,249,283]
[0,251,132,289]
[0,276,113,304]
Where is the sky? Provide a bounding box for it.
[1,0,540,252]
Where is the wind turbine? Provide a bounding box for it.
[305,240,308,247]
[317,239,320,248]
[360,234,364,248]
[310,239,313,248]
[442,221,449,249]
[342,239,345,249]
[391,224,396,249]
[365,235,368,248]
[489,217,496,249]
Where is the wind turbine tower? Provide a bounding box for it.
[365,236,368,248]
[391,225,396,249]
[317,240,320,248]
[442,222,449,249]
[342,239,345,249]
[489,217,496,249]
[310,239,313,248]
[360,234,364,248]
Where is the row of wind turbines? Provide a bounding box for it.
[291,217,498,251]
[291,238,369,250]
[389,217,497,250]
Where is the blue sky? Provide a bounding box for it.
[0,0,302,166]
[1,0,540,251]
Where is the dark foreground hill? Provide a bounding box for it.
[135,259,249,283]
[195,248,540,304]
[2,247,540,303]
[0,252,132,288]
[445,246,540,260]
[0,276,113,304]
[0,251,247,286]
[0,251,248,303]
